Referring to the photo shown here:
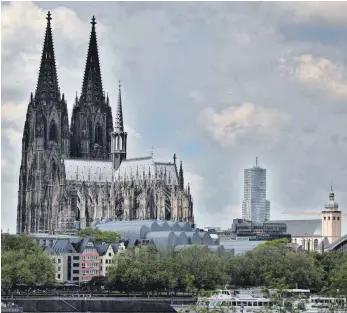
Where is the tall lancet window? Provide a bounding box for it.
[49,120,58,142]
[95,123,102,145]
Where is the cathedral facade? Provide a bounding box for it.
[17,12,194,234]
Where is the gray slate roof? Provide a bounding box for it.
[64,159,113,182]
[115,156,179,186]
[53,239,77,253]
[270,219,321,237]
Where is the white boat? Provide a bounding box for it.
[197,289,279,312]
[295,296,347,313]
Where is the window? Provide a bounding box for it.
[108,253,111,257]
[58,267,61,271]
[57,274,61,279]
[73,263,79,267]
[328,216,331,220]
[73,270,79,274]
[73,256,79,260]
[58,259,61,263]
[333,217,336,220]
[324,217,326,220]
[337,217,340,220]
[49,120,58,142]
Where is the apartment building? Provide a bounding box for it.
[44,239,80,283]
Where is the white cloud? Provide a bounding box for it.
[277,2,347,25]
[2,103,27,120]
[198,103,291,147]
[294,54,347,99]
[4,128,22,146]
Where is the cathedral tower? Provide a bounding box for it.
[322,186,342,244]
[70,16,113,160]
[17,12,69,233]
[111,82,127,170]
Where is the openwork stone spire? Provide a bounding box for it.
[115,81,124,133]
[35,11,59,101]
[179,161,184,190]
[80,16,103,104]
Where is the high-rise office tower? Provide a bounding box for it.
[242,157,270,222]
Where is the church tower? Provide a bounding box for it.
[70,16,113,160]
[17,12,69,233]
[111,82,127,170]
[322,186,342,244]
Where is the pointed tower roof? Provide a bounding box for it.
[115,81,124,133]
[324,185,339,210]
[179,161,184,189]
[80,16,103,104]
[35,11,59,101]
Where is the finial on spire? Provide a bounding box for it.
[150,146,154,158]
[173,153,176,165]
[47,11,52,24]
[91,16,97,27]
[256,156,258,166]
[118,80,121,91]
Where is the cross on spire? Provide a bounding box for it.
[91,16,96,27]
[47,11,52,23]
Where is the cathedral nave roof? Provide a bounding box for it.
[64,158,113,182]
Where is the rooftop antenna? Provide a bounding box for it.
[150,146,154,158]
[256,156,258,166]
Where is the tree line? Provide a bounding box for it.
[2,234,347,297]
[106,238,347,296]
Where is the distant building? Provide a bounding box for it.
[44,239,80,283]
[322,186,342,243]
[229,219,291,241]
[271,186,343,251]
[242,157,270,222]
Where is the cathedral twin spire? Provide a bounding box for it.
[80,16,104,105]
[35,11,60,102]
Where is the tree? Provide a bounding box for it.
[1,234,55,290]
[77,227,120,243]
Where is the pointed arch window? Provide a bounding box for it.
[95,123,102,145]
[88,120,93,139]
[49,120,58,142]
[52,160,57,182]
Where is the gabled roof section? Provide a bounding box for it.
[52,239,77,254]
[35,11,60,102]
[78,237,97,253]
[95,243,109,256]
[271,219,321,237]
[80,16,104,105]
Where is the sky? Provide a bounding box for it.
[2,1,347,234]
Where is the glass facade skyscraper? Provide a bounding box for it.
[242,157,270,222]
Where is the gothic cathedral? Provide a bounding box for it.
[17,12,194,234]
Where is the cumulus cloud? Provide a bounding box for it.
[198,103,291,147]
[277,2,347,25]
[292,54,347,99]
[2,1,347,234]
[2,103,27,120]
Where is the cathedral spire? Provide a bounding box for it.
[35,11,59,101]
[179,161,184,189]
[115,81,124,132]
[80,16,103,103]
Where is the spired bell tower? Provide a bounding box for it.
[111,81,127,170]
[17,12,69,234]
[321,186,342,244]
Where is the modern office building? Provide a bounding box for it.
[242,157,270,222]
